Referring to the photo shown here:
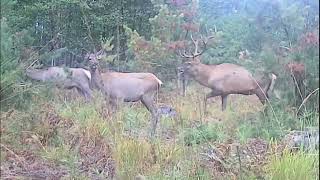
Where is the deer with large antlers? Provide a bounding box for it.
[178,34,277,111]
[86,50,163,136]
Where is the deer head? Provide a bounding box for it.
[177,34,214,75]
[85,49,105,71]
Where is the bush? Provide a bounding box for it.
[0,18,35,110]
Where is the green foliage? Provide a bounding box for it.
[0,18,19,100]
[0,17,35,110]
[183,123,226,145]
[204,15,253,64]
[266,150,319,180]
[235,102,319,142]
[41,145,79,169]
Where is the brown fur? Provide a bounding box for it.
[87,50,162,136]
[179,60,277,111]
[26,67,92,101]
[178,34,276,111]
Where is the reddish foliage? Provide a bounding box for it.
[181,23,199,32]
[285,62,305,78]
[295,30,319,52]
[166,40,187,50]
[182,9,197,19]
[136,39,151,51]
[301,31,319,46]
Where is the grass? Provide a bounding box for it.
[266,149,319,180]
[1,86,319,179]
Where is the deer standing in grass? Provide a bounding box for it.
[86,50,163,136]
[26,67,92,101]
[178,34,277,111]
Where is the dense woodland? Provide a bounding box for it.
[1,0,319,179]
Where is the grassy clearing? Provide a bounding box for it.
[1,85,319,179]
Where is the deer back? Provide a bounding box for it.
[206,63,258,93]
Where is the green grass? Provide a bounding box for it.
[1,86,319,179]
[41,145,78,169]
[266,149,319,180]
[182,123,228,146]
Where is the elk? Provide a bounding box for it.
[86,50,163,136]
[26,66,92,101]
[178,34,277,111]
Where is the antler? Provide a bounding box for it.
[195,35,214,57]
[179,50,194,58]
[178,33,214,59]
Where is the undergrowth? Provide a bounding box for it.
[1,86,319,179]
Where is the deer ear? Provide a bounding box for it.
[84,53,89,59]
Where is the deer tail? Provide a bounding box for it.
[156,77,163,86]
[151,74,162,86]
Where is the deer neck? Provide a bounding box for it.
[90,68,105,91]
[189,63,212,87]
[256,73,276,96]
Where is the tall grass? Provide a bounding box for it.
[266,149,319,180]
[1,85,318,179]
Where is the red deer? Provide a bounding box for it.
[26,67,92,101]
[86,50,163,136]
[178,35,277,111]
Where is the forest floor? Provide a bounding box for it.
[1,85,319,179]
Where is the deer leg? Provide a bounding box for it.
[108,98,118,114]
[221,95,228,111]
[255,91,267,105]
[76,87,91,102]
[204,91,220,113]
[75,82,92,102]
[75,87,85,97]
[82,87,92,102]
[141,95,159,137]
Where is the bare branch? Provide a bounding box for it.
[190,34,199,55]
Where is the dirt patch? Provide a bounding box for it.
[1,147,68,179]
[1,136,116,180]
[200,138,270,178]
[76,137,116,179]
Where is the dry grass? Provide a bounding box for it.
[1,85,318,179]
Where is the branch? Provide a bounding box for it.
[297,88,319,115]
